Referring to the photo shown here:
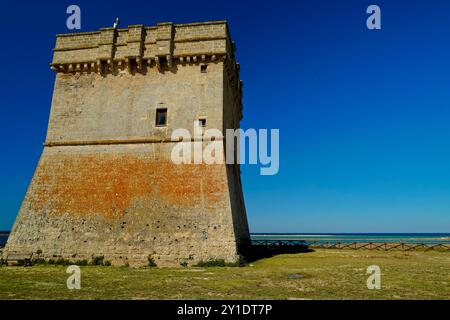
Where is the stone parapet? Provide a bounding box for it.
[51,21,234,74]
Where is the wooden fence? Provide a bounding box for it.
[251,240,450,251]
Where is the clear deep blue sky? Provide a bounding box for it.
[1,0,450,232]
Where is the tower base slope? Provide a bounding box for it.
[5,143,250,266]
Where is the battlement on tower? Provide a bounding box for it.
[51,21,240,79]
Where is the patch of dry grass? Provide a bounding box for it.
[0,249,448,299]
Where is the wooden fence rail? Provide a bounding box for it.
[251,240,450,251]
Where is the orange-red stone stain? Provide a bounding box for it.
[29,153,227,220]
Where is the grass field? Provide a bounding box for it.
[0,249,449,299]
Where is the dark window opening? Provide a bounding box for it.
[156,108,167,126]
[128,58,137,71]
[199,118,206,127]
[200,64,208,73]
[99,60,108,74]
[158,56,168,69]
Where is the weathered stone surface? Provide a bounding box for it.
[5,21,249,267]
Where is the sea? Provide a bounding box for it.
[0,232,10,247]
[1,232,450,247]
[252,233,450,244]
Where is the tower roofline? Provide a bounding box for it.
[55,20,229,37]
[51,20,236,70]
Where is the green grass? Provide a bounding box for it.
[0,249,449,299]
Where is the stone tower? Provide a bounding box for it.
[5,21,250,266]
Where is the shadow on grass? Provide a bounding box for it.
[244,244,314,263]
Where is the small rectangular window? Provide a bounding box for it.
[199,118,206,127]
[156,108,167,126]
[200,64,208,73]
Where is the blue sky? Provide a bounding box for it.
[1,0,450,232]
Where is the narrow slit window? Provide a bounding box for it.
[156,108,167,126]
